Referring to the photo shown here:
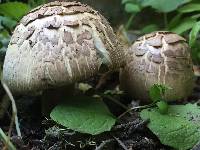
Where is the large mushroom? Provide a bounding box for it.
[120,31,194,101]
[2,1,125,94]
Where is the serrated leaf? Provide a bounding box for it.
[139,0,191,12]
[0,2,30,21]
[140,103,200,150]
[178,3,200,13]
[170,18,196,34]
[125,3,141,13]
[189,21,200,47]
[50,96,116,135]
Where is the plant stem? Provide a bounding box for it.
[0,128,16,150]
[1,81,21,137]
[118,103,156,119]
[164,13,168,29]
[125,14,135,30]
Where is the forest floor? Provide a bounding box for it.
[1,72,199,150]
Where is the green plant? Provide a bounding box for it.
[149,84,170,114]
[122,0,191,31]
[140,103,200,150]
[122,0,200,64]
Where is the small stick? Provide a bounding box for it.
[0,128,16,150]
[1,81,21,137]
[118,103,155,119]
[102,94,128,110]
[95,139,114,150]
[113,136,128,150]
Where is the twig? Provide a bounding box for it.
[0,128,16,150]
[1,81,21,137]
[118,103,155,119]
[113,136,128,150]
[102,94,128,110]
[95,139,114,150]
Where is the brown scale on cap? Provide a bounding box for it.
[3,1,125,94]
[120,31,194,101]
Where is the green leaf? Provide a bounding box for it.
[191,14,200,19]
[0,16,17,30]
[0,2,30,21]
[149,84,170,103]
[50,96,116,135]
[139,0,191,12]
[178,3,200,13]
[156,101,168,114]
[189,21,200,48]
[140,103,200,150]
[28,0,47,8]
[168,14,182,30]
[149,85,162,102]
[170,18,196,34]
[141,24,159,34]
[122,0,135,4]
[125,3,141,13]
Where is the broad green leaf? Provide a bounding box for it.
[50,96,116,135]
[170,18,196,34]
[0,16,17,30]
[189,21,200,47]
[140,103,200,150]
[125,3,141,13]
[139,0,191,12]
[122,0,136,4]
[0,2,30,21]
[141,24,159,34]
[28,0,47,8]
[178,3,200,13]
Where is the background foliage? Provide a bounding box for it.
[122,0,200,64]
[0,0,200,149]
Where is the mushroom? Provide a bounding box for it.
[2,1,125,94]
[120,31,194,101]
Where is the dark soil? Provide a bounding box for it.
[1,73,199,150]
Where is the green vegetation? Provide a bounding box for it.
[0,0,200,149]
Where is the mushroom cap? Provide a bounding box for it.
[3,1,125,94]
[120,31,194,101]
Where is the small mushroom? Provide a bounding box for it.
[120,31,194,101]
[2,1,125,94]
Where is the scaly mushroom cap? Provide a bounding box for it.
[120,31,194,101]
[3,1,124,94]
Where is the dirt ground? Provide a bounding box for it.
[0,72,187,150]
